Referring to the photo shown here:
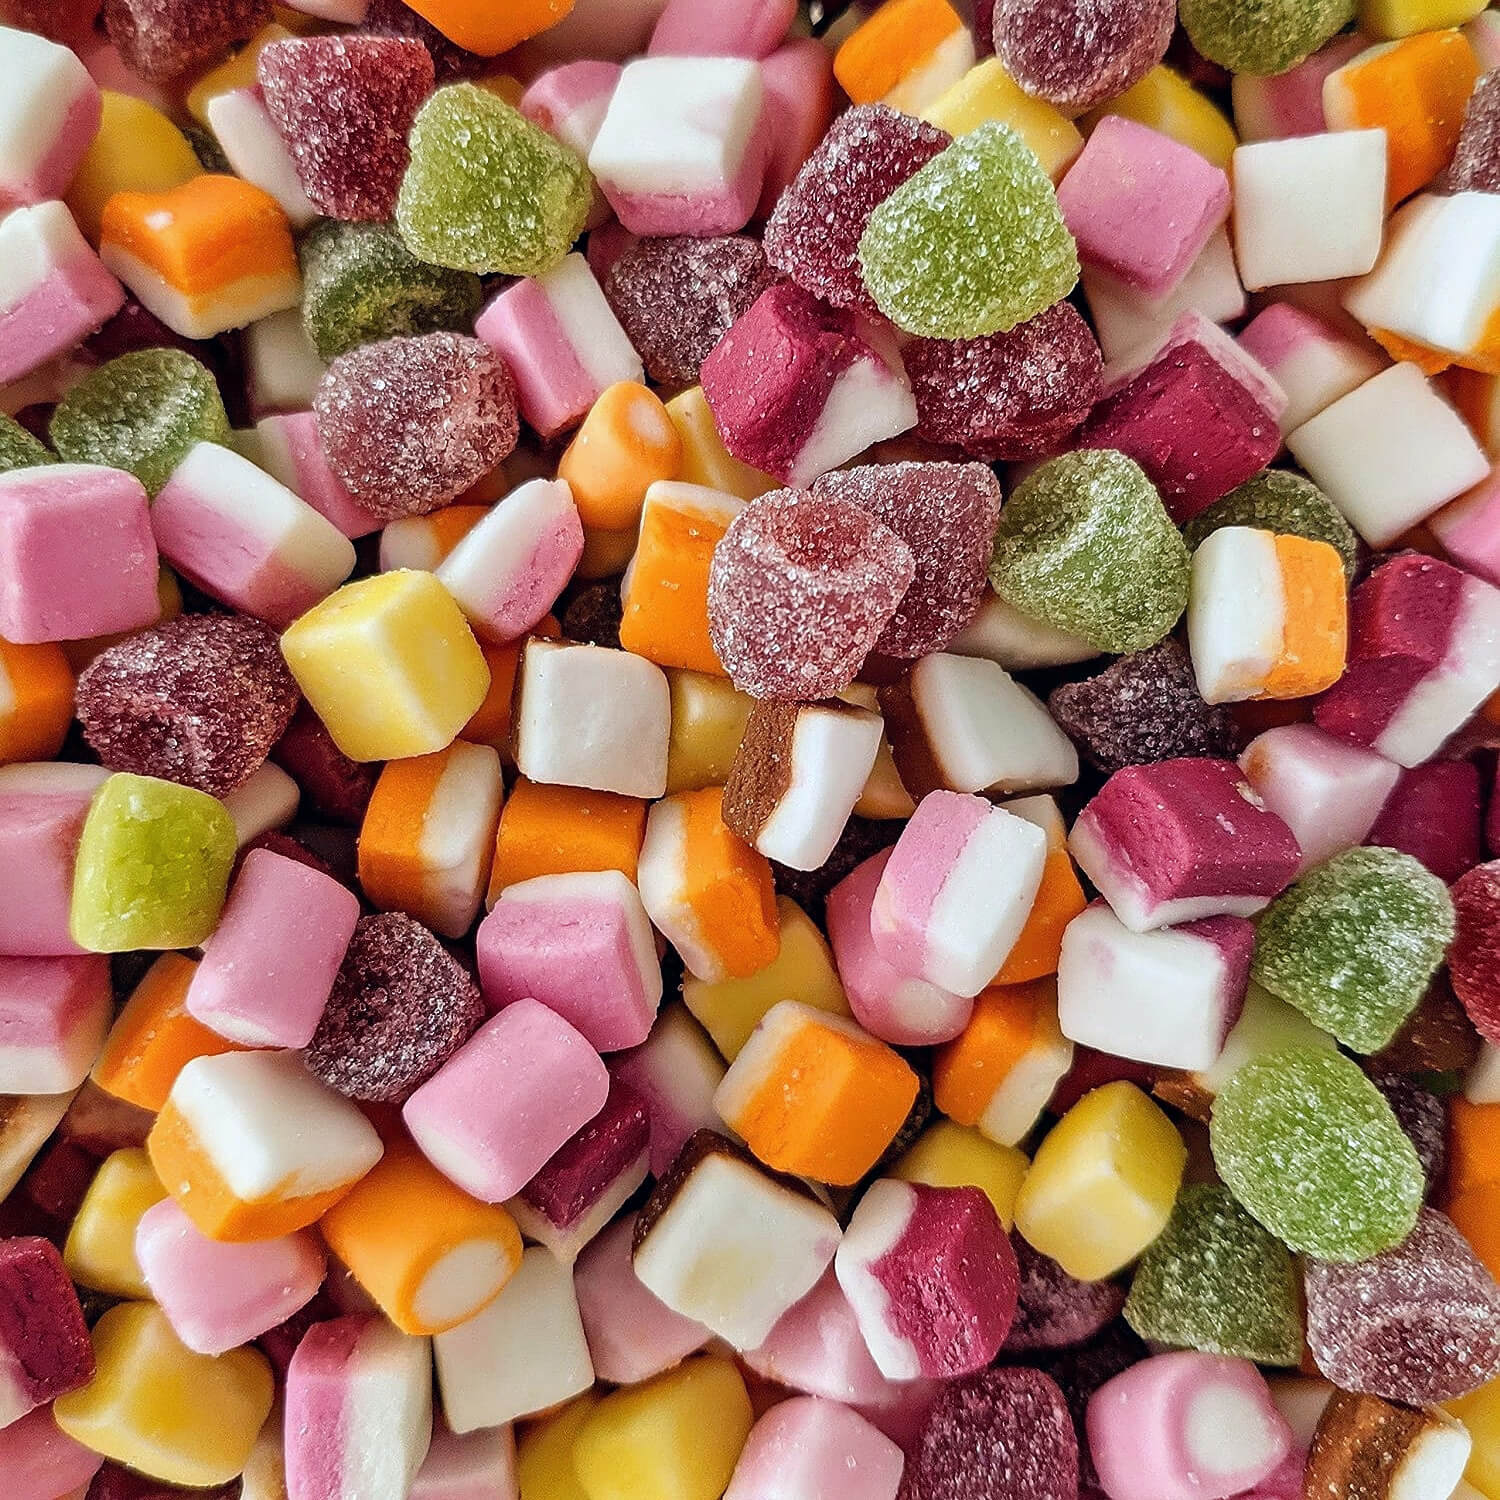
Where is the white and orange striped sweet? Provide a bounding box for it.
[834,0,975,114]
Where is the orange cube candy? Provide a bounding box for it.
[1448,1098,1500,1197]
[99,175,301,340]
[486,777,647,905]
[400,0,575,55]
[558,383,683,533]
[618,482,744,675]
[834,0,975,112]
[0,637,73,763]
[1450,1181,1500,1277]
[463,615,560,756]
[992,797,1087,985]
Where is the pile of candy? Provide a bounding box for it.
[7,0,1500,1496]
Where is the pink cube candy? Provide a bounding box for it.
[871,790,1048,999]
[0,954,111,1094]
[1,1404,105,1500]
[186,847,361,1049]
[701,282,918,487]
[0,26,101,210]
[1238,723,1400,873]
[610,1003,724,1176]
[826,849,973,1047]
[1056,902,1253,1070]
[475,255,642,439]
[404,998,610,1204]
[0,463,158,644]
[573,1212,711,1384]
[477,871,662,1052]
[1081,312,1287,522]
[255,410,385,540]
[1069,758,1302,932]
[1433,463,1500,587]
[757,39,836,216]
[0,762,108,956]
[519,61,620,157]
[725,1397,905,1500]
[1236,304,1384,433]
[1087,1353,1292,1500]
[135,1197,326,1355]
[409,1426,518,1500]
[435,478,584,643]
[1057,115,1231,299]
[649,0,796,57]
[1366,759,1483,883]
[285,1315,433,1500]
[835,1180,1019,1381]
[150,441,357,628]
[205,88,320,230]
[0,1237,94,1425]
[1315,554,1500,767]
[1229,34,1363,141]
[0,201,124,385]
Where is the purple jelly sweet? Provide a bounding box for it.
[603,234,778,387]
[304,912,486,1105]
[1040,1321,1149,1489]
[763,104,950,315]
[86,1463,239,1500]
[811,461,1001,657]
[1304,1208,1500,1404]
[360,0,484,82]
[993,0,1175,112]
[0,1237,94,1425]
[1447,71,1500,194]
[903,302,1103,462]
[313,332,519,521]
[1365,760,1483,884]
[102,0,268,82]
[270,704,377,827]
[707,487,916,699]
[259,36,436,223]
[1370,1072,1447,1197]
[1005,1235,1128,1353]
[76,614,300,798]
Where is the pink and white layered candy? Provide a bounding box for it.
[1087,1353,1293,1500]
[610,1002,725,1175]
[205,89,320,230]
[834,1180,1018,1381]
[135,1197,326,1355]
[870,790,1048,999]
[186,847,360,1049]
[649,0,796,56]
[0,464,159,644]
[1069,758,1302,932]
[403,999,610,1204]
[433,1246,593,1432]
[245,311,328,418]
[409,1426,518,1500]
[285,1314,433,1500]
[1432,465,1500,589]
[1229,34,1363,141]
[1056,902,1253,1070]
[1057,115,1231,300]
[700,282,917,488]
[151,442,357,628]
[520,62,620,158]
[0,955,110,1095]
[477,871,661,1053]
[476,256,641,438]
[0,201,123,385]
[1237,304,1384,433]
[1,1404,104,1500]
[435,478,584,641]
[587,56,767,236]
[826,849,973,1048]
[255,409,384,539]
[1286,362,1491,547]
[1315,553,1500,767]
[0,27,100,210]
[724,1397,906,1500]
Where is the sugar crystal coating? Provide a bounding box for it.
[1371,1072,1447,1196]
[1209,1046,1424,1262]
[396,83,594,277]
[0,414,52,473]
[1448,861,1500,1046]
[1182,470,1359,581]
[811,461,1002,657]
[76,615,300,797]
[102,0,268,82]
[304,912,486,1104]
[859,122,1080,340]
[604,235,777,388]
[313,332,518,521]
[49,350,230,496]
[1305,1208,1500,1404]
[903,301,1103,463]
[1448,72,1500,194]
[1177,0,1354,75]
[1124,1184,1302,1365]
[1251,847,1455,1054]
[707,488,916,699]
[994,0,1175,113]
[1004,1235,1127,1353]
[988,448,1190,653]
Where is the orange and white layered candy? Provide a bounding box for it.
[834,0,975,115]
[1186,526,1347,704]
[0,638,73,764]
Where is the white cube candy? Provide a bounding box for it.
[946,588,1099,671]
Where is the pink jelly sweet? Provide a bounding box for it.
[994,0,1174,112]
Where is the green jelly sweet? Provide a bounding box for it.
[49,350,230,496]
[1183,470,1358,581]
[70,773,237,952]
[0,414,53,473]
[858,122,1079,339]
[987,448,1189,652]
[1252,846,1455,1054]
[1179,0,1355,75]
[395,83,593,277]
[1124,1184,1303,1364]
[1210,1046,1424,1262]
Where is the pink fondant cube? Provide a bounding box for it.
[1433,464,1500,588]
[725,1397,905,1500]
[609,1003,725,1176]
[1237,303,1383,433]
[0,27,101,210]
[0,1403,104,1500]
[0,954,111,1095]
[757,40,837,216]
[409,1425,519,1500]
[1229,34,1363,141]
[649,0,796,57]
[519,61,620,156]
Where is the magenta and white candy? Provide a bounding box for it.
[409,1426,518,1500]
[1236,304,1383,434]
[724,1397,905,1500]
[0,954,111,1095]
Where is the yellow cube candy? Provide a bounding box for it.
[572,1356,753,1500]
[683,897,850,1060]
[922,58,1084,179]
[1360,0,1486,37]
[281,570,491,763]
[185,23,298,125]
[1082,66,1238,170]
[63,1147,167,1299]
[54,1302,274,1487]
[1013,1080,1187,1281]
[1448,1376,1500,1498]
[892,1120,1030,1229]
[665,668,754,795]
[518,1394,599,1500]
[66,92,201,243]
[664,387,776,502]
